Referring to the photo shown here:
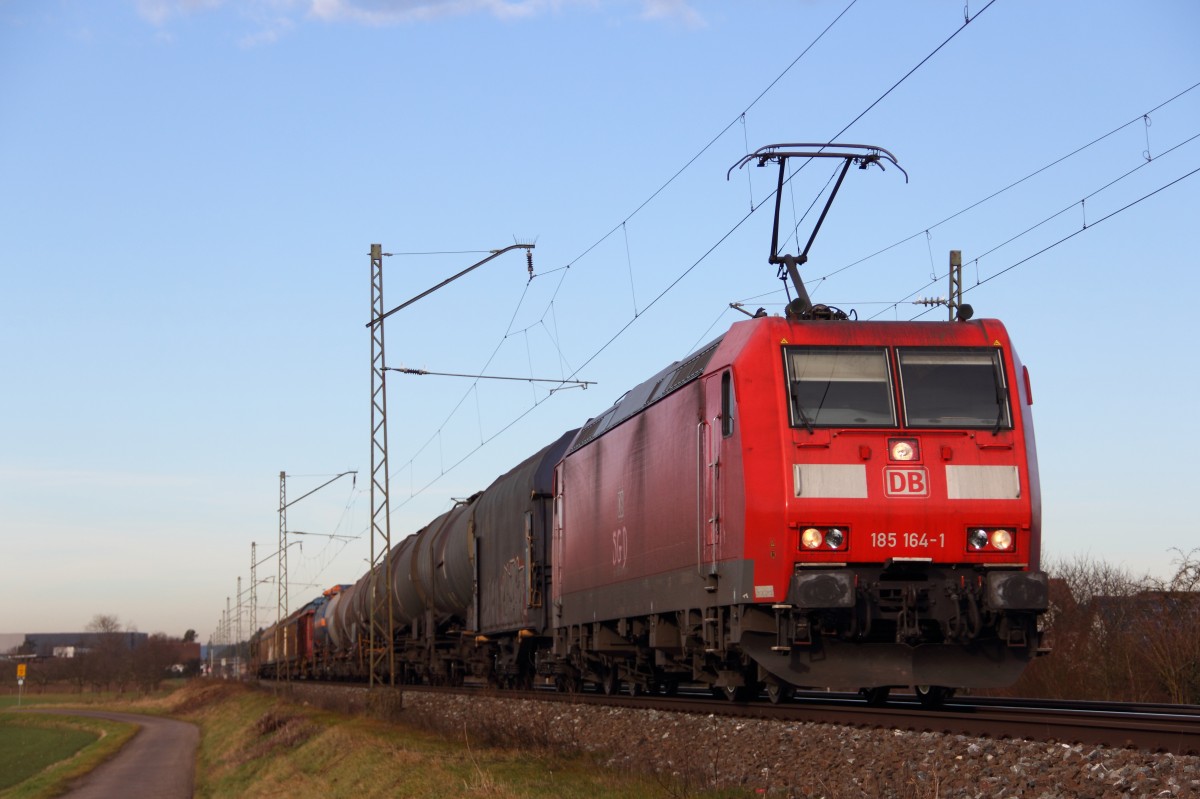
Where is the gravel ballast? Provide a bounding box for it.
[400,692,1200,798]
[279,683,1199,798]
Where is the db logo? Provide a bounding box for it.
[884,467,928,497]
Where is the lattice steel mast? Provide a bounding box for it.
[249,542,257,638]
[277,470,288,679]
[368,243,395,688]
[364,241,535,688]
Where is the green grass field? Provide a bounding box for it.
[0,713,137,799]
[0,721,98,790]
[0,694,95,710]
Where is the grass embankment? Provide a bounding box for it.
[2,680,735,798]
[154,680,703,799]
[0,712,137,799]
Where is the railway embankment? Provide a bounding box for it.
[123,679,699,798]
[279,680,1200,798]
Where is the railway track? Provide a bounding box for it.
[267,680,1200,755]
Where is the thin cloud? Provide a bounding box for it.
[132,0,704,31]
[638,0,705,28]
[239,15,297,47]
[308,0,559,24]
[135,0,226,26]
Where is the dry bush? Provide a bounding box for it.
[1005,550,1200,703]
[164,679,247,715]
[231,707,318,766]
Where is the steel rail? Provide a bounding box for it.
[264,679,1200,755]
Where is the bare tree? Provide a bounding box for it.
[1009,555,1146,700]
[85,613,130,692]
[1008,551,1200,703]
[1140,549,1200,704]
[131,634,176,693]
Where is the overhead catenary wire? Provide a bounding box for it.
[390,272,539,483]
[553,6,998,381]
[965,166,1200,296]
[888,164,1200,322]
[537,0,861,290]
[380,12,1195,548]
[385,366,594,388]
[380,17,1196,567]
[382,0,997,519]
[813,80,1200,287]
[739,88,1200,315]
[867,128,1200,319]
[384,0,865,505]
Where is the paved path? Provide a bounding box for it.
[20,709,199,799]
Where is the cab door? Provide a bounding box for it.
[699,370,734,579]
[550,462,566,623]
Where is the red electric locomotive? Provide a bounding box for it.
[550,314,1046,703]
[547,145,1047,704]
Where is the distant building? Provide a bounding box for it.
[168,641,202,665]
[52,646,87,658]
[20,632,149,658]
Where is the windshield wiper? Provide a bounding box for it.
[790,384,815,434]
[992,359,1008,434]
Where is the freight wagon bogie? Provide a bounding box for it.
[543,606,770,699]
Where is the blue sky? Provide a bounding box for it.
[2,0,1198,642]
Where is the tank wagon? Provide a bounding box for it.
[251,143,1048,705]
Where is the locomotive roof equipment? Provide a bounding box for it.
[729,143,907,321]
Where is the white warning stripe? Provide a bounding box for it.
[946,465,1020,499]
[793,464,868,498]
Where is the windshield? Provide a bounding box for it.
[785,347,894,428]
[897,348,1010,428]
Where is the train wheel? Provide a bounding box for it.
[601,668,621,696]
[765,680,793,705]
[859,687,890,706]
[715,684,751,702]
[915,685,954,709]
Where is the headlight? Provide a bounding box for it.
[966,527,1016,552]
[990,529,1013,551]
[798,526,848,550]
[889,438,919,461]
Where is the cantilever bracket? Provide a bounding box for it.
[729,143,906,319]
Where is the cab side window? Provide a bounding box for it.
[721,371,735,437]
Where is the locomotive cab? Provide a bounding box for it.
[731,316,1047,702]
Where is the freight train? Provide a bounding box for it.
[251,144,1048,706]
